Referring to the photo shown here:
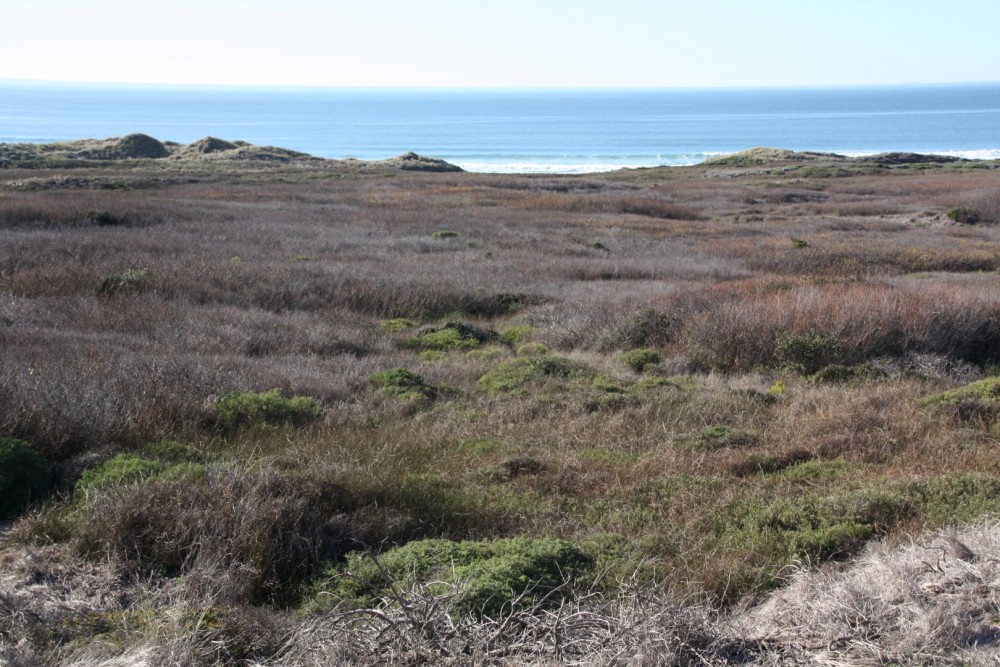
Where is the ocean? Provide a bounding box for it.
[1,82,999,173]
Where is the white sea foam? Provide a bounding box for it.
[456,153,725,174]
[840,148,1000,160]
[461,147,1000,174]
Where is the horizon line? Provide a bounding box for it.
[3,78,1000,93]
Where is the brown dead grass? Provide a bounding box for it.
[3,152,1000,664]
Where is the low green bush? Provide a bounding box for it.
[379,318,415,332]
[607,309,677,350]
[923,377,1000,405]
[775,330,841,374]
[778,459,853,481]
[77,454,168,493]
[76,453,206,494]
[620,348,662,373]
[212,389,324,430]
[0,437,54,520]
[369,368,439,400]
[401,322,496,351]
[714,473,1000,587]
[947,207,980,224]
[516,342,549,357]
[500,325,535,345]
[313,537,593,617]
[809,364,886,383]
[477,355,593,394]
[630,376,679,391]
[431,229,459,239]
[464,345,509,360]
[142,440,205,464]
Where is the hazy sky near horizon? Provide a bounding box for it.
[3,0,999,88]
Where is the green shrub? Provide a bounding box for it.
[591,374,624,393]
[76,453,206,495]
[95,268,149,296]
[620,348,662,373]
[77,454,169,493]
[516,342,549,357]
[477,355,593,394]
[431,229,459,239]
[608,309,677,350]
[212,389,324,430]
[314,537,593,617]
[142,440,205,464]
[401,322,495,351]
[714,473,1000,581]
[923,377,1000,405]
[500,325,535,345]
[630,376,679,391]
[775,330,841,374]
[809,364,886,383]
[379,318,415,332]
[947,207,980,224]
[464,345,509,360]
[369,368,439,401]
[0,438,54,520]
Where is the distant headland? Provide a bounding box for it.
[0,133,464,172]
[2,134,992,175]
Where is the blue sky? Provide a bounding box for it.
[3,0,999,88]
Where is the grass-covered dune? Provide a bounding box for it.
[2,139,1000,664]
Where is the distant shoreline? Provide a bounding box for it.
[2,82,999,173]
[3,136,997,176]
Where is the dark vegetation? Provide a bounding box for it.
[2,140,1000,664]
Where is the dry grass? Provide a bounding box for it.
[2,151,1000,663]
[8,523,1000,665]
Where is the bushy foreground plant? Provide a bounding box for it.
[620,348,663,373]
[712,473,1000,597]
[477,355,594,394]
[0,437,54,519]
[607,309,677,350]
[76,453,204,494]
[775,330,841,374]
[924,377,1000,405]
[401,321,496,351]
[312,537,593,617]
[211,389,324,430]
[369,368,441,400]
